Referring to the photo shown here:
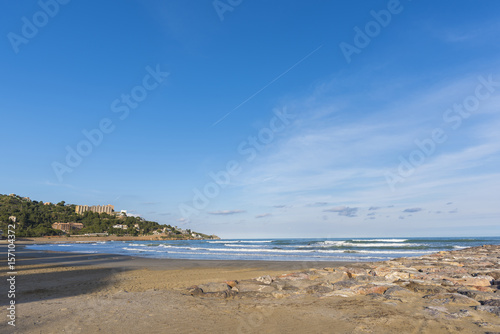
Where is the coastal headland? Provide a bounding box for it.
[0,243,498,333]
[12,235,218,244]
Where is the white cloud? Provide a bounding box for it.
[403,208,423,213]
[208,210,246,215]
[323,206,358,217]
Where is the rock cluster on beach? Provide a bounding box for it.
[187,245,500,321]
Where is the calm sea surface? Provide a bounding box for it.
[26,237,500,262]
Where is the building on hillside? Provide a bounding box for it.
[112,224,128,230]
[44,202,51,205]
[75,205,89,214]
[52,222,84,233]
[75,204,114,214]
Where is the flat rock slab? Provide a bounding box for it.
[456,289,498,302]
[197,282,230,293]
[475,305,500,316]
[255,275,273,284]
[235,282,275,293]
[482,299,500,306]
[306,284,333,294]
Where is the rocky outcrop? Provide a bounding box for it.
[186,245,500,322]
[197,282,231,293]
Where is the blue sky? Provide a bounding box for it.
[1,0,499,238]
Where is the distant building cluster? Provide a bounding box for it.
[52,222,84,233]
[75,204,114,214]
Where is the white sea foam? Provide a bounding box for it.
[244,240,274,243]
[317,249,415,254]
[225,244,263,248]
[349,250,431,254]
[122,247,162,252]
[207,240,273,244]
[185,247,315,253]
[164,251,298,258]
[314,241,419,247]
[351,239,408,243]
[316,250,347,253]
[314,241,347,247]
[163,251,387,261]
[345,242,419,247]
[207,240,240,243]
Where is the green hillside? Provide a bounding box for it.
[0,194,214,239]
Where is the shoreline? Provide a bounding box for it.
[1,243,363,271]
[1,244,499,333]
[1,235,213,244]
[9,236,494,263]
[6,238,423,265]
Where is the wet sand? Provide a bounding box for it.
[0,243,499,333]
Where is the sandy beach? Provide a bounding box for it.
[1,242,499,334]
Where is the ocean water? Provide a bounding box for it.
[25,237,500,262]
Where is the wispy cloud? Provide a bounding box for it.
[403,208,423,213]
[306,202,329,207]
[255,213,272,219]
[208,210,246,215]
[323,206,358,217]
[196,64,500,237]
[233,70,500,202]
[438,20,500,44]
